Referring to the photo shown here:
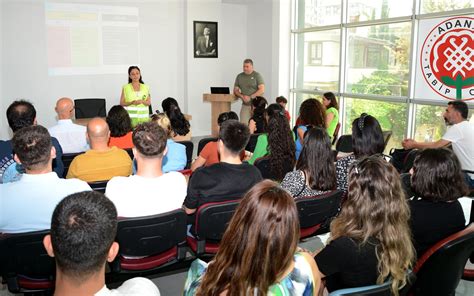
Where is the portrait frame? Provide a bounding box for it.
[193,21,218,58]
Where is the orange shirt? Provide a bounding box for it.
[109,132,133,149]
[200,141,245,167]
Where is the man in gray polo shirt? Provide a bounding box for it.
[233,59,265,124]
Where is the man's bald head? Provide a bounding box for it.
[55,98,74,119]
[86,118,110,148]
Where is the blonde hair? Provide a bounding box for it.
[329,156,414,295]
[151,113,172,138]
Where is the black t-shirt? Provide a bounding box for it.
[250,114,265,134]
[409,198,465,258]
[315,236,379,292]
[183,162,263,210]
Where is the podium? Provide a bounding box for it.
[203,94,237,136]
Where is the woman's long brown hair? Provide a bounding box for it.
[196,180,300,296]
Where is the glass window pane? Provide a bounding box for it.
[421,0,474,14]
[414,104,447,142]
[295,30,340,91]
[348,0,412,22]
[295,0,341,28]
[346,22,411,97]
[343,98,407,152]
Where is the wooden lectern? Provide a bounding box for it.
[203,94,237,136]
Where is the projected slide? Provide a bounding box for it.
[46,3,139,75]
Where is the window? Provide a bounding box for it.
[308,42,322,66]
[413,104,447,142]
[295,0,341,29]
[348,0,412,22]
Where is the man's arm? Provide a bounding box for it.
[182,205,196,215]
[402,138,450,150]
[250,84,265,98]
[234,86,251,104]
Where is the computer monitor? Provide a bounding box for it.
[210,87,230,94]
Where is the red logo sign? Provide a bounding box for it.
[421,17,474,101]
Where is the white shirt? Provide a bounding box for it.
[105,172,187,217]
[442,121,474,177]
[48,119,88,153]
[95,277,160,296]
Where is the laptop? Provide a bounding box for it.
[210,87,230,94]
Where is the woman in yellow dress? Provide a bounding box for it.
[120,66,151,127]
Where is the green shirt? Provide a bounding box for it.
[326,107,339,139]
[234,71,265,103]
[248,134,268,164]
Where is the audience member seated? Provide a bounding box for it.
[315,156,414,294]
[276,95,291,121]
[151,113,186,173]
[162,97,191,141]
[322,92,339,140]
[1,100,64,183]
[249,104,295,181]
[66,118,132,182]
[403,101,474,189]
[43,191,160,296]
[106,122,187,217]
[183,180,320,295]
[48,97,88,153]
[294,98,326,159]
[107,105,134,149]
[0,125,90,233]
[183,120,262,217]
[248,96,267,134]
[281,127,336,198]
[191,111,239,171]
[336,113,385,192]
[409,148,468,258]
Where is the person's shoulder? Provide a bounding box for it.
[163,171,187,183]
[112,277,160,296]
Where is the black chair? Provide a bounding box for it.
[254,157,294,181]
[124,148,134,160]
[74,98,106,119]
[61,152,84,178]
[88,180,109,193]
[245,133,261,153]
[110,209,188,274]
[0,230,55,294]
[382,130,392,149]
[176,140,194,169]
[335,134,353,153]
[410,223,474,295]
[197,137,218,156]
[332,122,341,146]
[186,200,240,256]
[297,190,343,239]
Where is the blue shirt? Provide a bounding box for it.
[163,139,186,173]
[0,172,91,233]
[295,125,308,160]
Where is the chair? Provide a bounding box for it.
[186,200,240,256]
[297,190,343,239]
[61,152,84,178]
[382,130,392,149]
[88,180,109,193]
[124,148,134,160]
[197,137,218,155]
[410,223,474,295]
[332,122,341,146]
[74,98,106,119]
[110,209,188,274]
[0,230,55,294]
[176,140,194,169]
[254,157,294,181]
[335,134,353,153]
[245,133,261,153]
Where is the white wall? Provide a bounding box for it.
[0,1,4,139]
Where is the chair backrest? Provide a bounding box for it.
[176,140,194,169]
[116,209,187,257]
[382,130,392,149]
[88,180,109,193]
[332,122,341,145]
[245,133,261,153]
[335,134,353,153]
[197,137,218,156]
[412,223,474,295]
[0,230,55,293]
[74,98,106,119]
[62,152,84,178]
[195,200,240,242]
[254,157,294,181]
[296,190,343,237]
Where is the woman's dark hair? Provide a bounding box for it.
[252,96,268,117]
[323,92,339,110]
[106,105,132,137]
[161,97,190,136]
[127,66,144,84]
[299,98,326,127]
[351,113,384,158]
[296,127,336,191]
[411,148,469,202]
[217,111,239,126]
[265,104,296,181]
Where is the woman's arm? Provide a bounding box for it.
[249,119,257,134]
[297,127,305,146]
[191,156,206,171]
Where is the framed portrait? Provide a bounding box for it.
[193,21,218,58]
